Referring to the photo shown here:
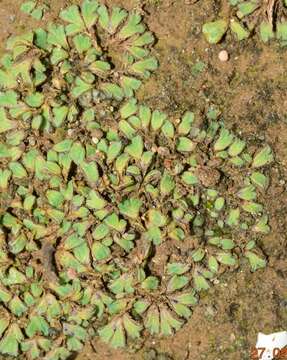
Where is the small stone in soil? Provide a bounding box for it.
[218,50,229,62]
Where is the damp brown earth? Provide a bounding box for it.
[0,0,286,359]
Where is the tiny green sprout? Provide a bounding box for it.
[99,315,142,348]
[141,276,159,290]
[8,162,28,179]
[182,171,198,185]
[162,120,175,138]
[120,98,138,119]
[252,146,274,168]
[177,137,196,152]
[226,208,240,226]
[26,316,50,338]
[0,324,24,357]
[119,198,142,219]
[53,140,73,153]
[167,274,189,292]
[131,57,158,77]
[72,77,93,98]
[145,305,160,334]
[92,241,110,261]
[220,238,235,250]
[139,105,151,128]
[0,316,9,339]
[167,263,190,275]
[0,169,11,189]
[145,227,162,245]
[214,128,234,151]
[151,110,167,131]
[25,93,44,108]
[208,256,219,273]
[230,19,250,40]
[237,185,257,201]
[119,120,136,139]
[202,19,228,44]
[0,288,12,303]
[86,190,106,210]
[122,315,142,339]
[191,248,205,262]
[237,2,259,18]
[46,190,64,208]
[119,12,144,39]
[160,305,183,336]
[9,297,27,317]
[169,227,185,241]
[125,135,144,159]
[217,252,238,266]
[250,172,269,190]
[0,108,16,133]
[160,171,175,196]
[242,202,263,214]
[193,273,210,291]
[252,215,271,234]
[260,21,275,42]
[214,197,225,211]
[228,138,246,157]
[81,161,99,183]
[147,209,167,227]
[104,213,127,232]
[109,275,134,295]
[245,251,266,272]
[211,0,287,44]
[107,141,122,163]
[20,1,36,15]
[101,83,124,100]
[98,6,127,34]
[93,224,110,240]
[276,21,287,41]
[60,5,86,35]
[170,291,197,319]
[21,1,49,20]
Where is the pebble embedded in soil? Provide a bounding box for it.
[218,50,229,62]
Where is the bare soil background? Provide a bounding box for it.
[0,0,287,359]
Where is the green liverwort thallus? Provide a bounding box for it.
[0,0,274,358]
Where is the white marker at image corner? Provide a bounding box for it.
[256,331,287,359]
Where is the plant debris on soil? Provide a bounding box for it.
[0,0,287,360]
[202,0,287,44]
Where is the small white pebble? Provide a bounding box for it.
[218,50,229,62]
